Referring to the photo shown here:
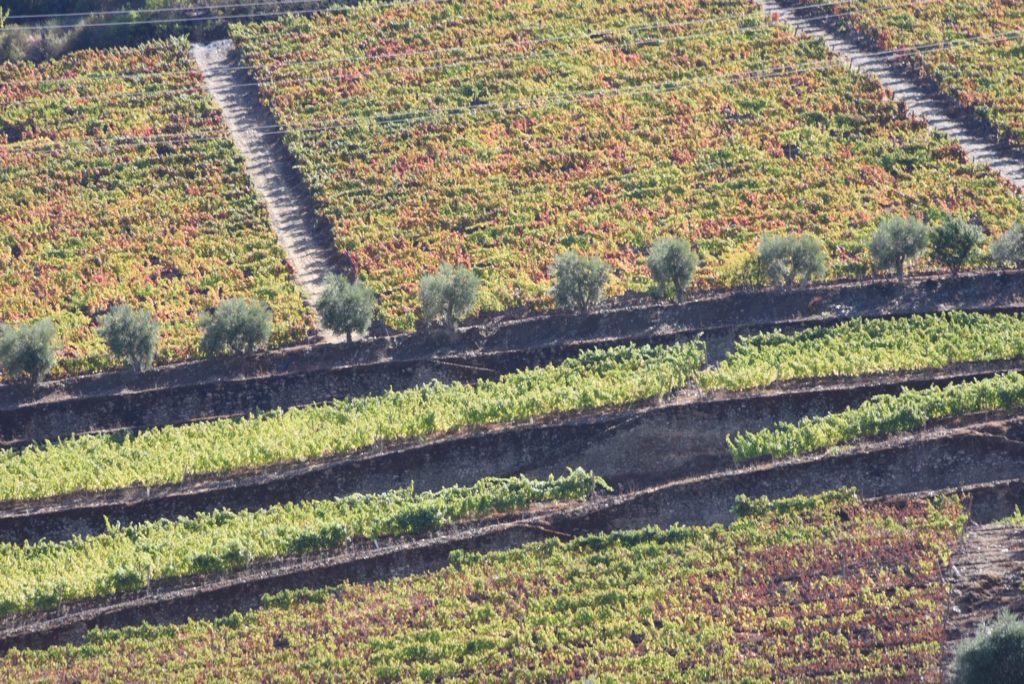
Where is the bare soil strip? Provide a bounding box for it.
[758,0,1024,189]
[192,40,344,339]
[943,523,1024,673]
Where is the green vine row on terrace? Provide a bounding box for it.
[0,342,705,502]
[231,0,1024,329]
[0,36,313,378]
[700,310,1024,390]
[0,470,606,617]
[729,370,1024,462]
[0,490,966,681]
[7,310,1024,504]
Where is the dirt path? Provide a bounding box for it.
[758,0,1024,190]
[192,39,344,341]
[944,522,1024,672]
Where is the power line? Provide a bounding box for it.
[0,38,962,156]
[6,18,1015,153]
[8,0,335,21]
[0,0,970,106]
[0,0,438,31]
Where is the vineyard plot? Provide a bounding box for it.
[789,0,1024,149]
[232,0,1024,329]
[0,491,965,681]
[0,38,314,376]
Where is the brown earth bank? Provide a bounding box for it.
[943,523,1024,675]
[2,444,1023,655]
[2,359,1021,544]
[2,269,1022,447]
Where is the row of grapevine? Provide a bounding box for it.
[0,37,313,377]
[792,0,1024,147]
[0,470,605,617]
[0,342,705,502]
[0,491,965,680]
[701,310,1024,390]
[729,371,1024,462]
[230,0,1024,329]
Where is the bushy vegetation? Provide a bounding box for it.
[729,372,1024,462]
[0,342,705,502]
[0,318,58,384]
[316,276,375,342]
[0,471,605,616]
[418,265,481,330]
[231,0,1024,328]
[870,215,929,282]
[97,305,159,372]
[199,299,273,356]
[755,234,827,286]
[954,611,1024,684]
[550,251,609,312]
[989,222,1024,267]
[931,215,985,273]
[0,492,964,681]
[0,39,312,377]
[647,236,698,302]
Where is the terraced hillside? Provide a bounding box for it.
[0,38,313,377]
[789,0,1024,147]
[0,491,966,681]
[231,0,1024,328]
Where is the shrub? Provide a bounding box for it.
[931,214,984,273]
[989,222,1024,268]
[419,264,481,330]
[0,319,59,384]
[551,251,610,312]
[755,234,827,287]
[316,276,376,342]
[870,215,929,282]
[199,298,273,356]
[98,305,160,372]
[647,237,698,302]
[954,611,1024,684]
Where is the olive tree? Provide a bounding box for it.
[989,222,1024,268]
[647,237,698,302]
[200,298,273,356]
[551,251,610,313]
[869,215,928,282]
[316,276,376,342]
[755,234,827,287]
[0,318,59,384]
[954,611,1024,684]
[98,304,160,372]
[931,214,984,274]
[419,264,480,330]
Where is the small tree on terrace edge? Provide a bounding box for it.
[931,214,984,274]
[990,222,1024,268]
[0,318,59,384]
[551,250,610,313]
[316,275,376,342]
[755,234,827,287]
[419,264,481,330]
[200,298,273,356]
[647,236,698,302]
[870,214,928,283]
[953,611,1024,684]
[98,304,160,372]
